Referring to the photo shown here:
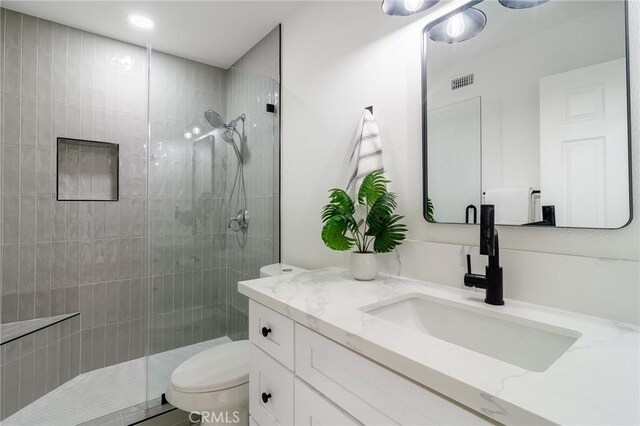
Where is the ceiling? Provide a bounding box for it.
[1,1,308,68]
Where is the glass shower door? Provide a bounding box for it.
[146,48,230,402]
[145,24,280,409]
[224,72,281,342]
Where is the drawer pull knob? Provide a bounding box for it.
[261,327,272,337]
[261,392,272,403]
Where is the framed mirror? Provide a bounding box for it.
[422,0,632,228]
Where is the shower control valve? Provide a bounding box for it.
[228,209,249,232]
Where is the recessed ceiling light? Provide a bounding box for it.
[128,14,155,30]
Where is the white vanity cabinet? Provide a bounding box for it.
[294,378,360,426]
[248,300,489,426]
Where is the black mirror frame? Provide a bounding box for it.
[421,0,633,229]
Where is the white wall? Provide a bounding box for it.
[280,1,639,322]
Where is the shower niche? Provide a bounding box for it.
[56,137,119,201]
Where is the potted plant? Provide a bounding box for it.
[321,171,408,280]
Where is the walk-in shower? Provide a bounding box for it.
[0,5,281,423]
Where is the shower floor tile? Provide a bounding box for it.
[3,337,231,426]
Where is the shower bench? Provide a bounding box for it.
[0,313,80,421]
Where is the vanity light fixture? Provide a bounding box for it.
[382,0,439,16]
[498,0,550,9]
[192,125,202,136]
[428,7,486,43]
[127,14,155,30]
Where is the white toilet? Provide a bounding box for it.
[166,264,307,425]
[259,263,308,278]
[166,340,250,424]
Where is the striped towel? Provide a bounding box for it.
[345,109,384,199]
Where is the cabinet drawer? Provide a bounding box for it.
[249,300,294,370]
[295,324,489,425]
[250,344,294,426]
[295,378,360,426]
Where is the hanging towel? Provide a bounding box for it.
[345,109,384,199]
[484,187,533,225]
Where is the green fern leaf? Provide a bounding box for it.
[322,189,355,223]
[371,215,408,253]
[426,198,436,223]
[365,192,398,236]
[358,171,389,206]
[321,216,356,251]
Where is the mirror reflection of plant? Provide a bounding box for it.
[426,198,436,222]
[321,171,407,253]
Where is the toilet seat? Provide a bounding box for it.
[170,340,250,393]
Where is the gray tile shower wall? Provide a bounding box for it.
[225,26,281,339]
[147,50,229,354]
[0,9,147,374]
[0,314,81,420]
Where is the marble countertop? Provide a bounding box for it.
[238,267,639,425]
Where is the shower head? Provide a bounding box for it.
[203,109,246,162]
[204,110,225,129]
[204,110,245,133]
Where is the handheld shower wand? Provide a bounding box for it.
[203,109,249,232]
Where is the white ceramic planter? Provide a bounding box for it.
[350,252,378,281]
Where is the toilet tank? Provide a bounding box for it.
[259,263,308,278]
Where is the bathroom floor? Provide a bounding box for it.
[3,337,231,426]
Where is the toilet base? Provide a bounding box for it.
[166,382,249,426]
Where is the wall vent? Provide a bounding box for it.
[451,73,474,90]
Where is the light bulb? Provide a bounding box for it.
[446,13,466,38]
[192,126,202,135]
[184,131,192,140]
[428,7,485,43]
[403,0,424,12]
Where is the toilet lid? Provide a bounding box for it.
[170,340,250,393]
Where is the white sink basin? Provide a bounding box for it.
[363,294,581,372]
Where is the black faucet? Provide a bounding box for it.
[464,204,504,306]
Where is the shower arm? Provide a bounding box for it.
[228,113,246,127]
[194,130,216,143]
